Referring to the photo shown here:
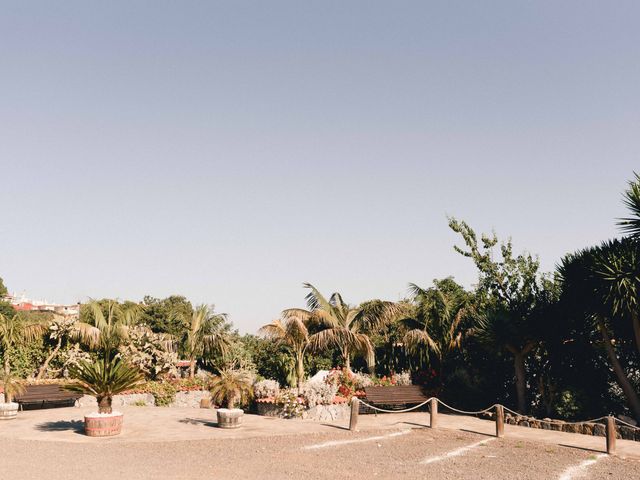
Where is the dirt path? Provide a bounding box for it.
[3,427,639,480]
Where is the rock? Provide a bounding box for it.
[620,426,635,441]
[549,421,564,431]
[581,423,594,435]
[618,415,637,427]
[530,420,541,429]
[593,424,606,437]
[112,393,155,407]
[563,424,580,434]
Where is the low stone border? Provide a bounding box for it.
[255,401,349,421]
[479,412,640,442]
[76,390,211,409]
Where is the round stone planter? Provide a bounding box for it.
[216,408,244,428]
[84,412,124,437]
[0,402,19,420]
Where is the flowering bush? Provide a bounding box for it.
[302,380,338,408]
[275,390,306,418]
[254,379,280,399]
[352,372,374,389]
[325,367,358,398]
[394,371,412,386]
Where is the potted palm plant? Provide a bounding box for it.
[0,372,25,420]
[209,368,253,428]
[0,311,45,420]
[65,300,143,436]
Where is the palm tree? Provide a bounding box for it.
[283,283,402,371]
[0,311,46,401]
[400,278,470,382]
[181,305,230,378]
[259,316,309,390]
[65,299,145,413]
[66,357,143,414]
[209,367,254,409]
[559,243,640,422]
[617,172,640,239]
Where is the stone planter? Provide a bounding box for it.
[216,408,243,428]
[84,412,124,437]
[0,402,19,420]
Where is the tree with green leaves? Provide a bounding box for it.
[66,299,145,414]
[181,305,230,378]
[559,241,640,422]
[449,218,552,413]
[283,283,403,371]
[0,311,46,402]
[400,278,471,384]
[259,315,309,390]
[0,277,7,298]
[141,295,194,338]
[617,171,640,239]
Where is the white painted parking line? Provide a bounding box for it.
[557,454,607,480]
[303,429,412,450]
[420,437,495,464]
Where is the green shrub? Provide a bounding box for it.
[144,381,177,406]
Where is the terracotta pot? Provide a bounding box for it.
[84,412,124,437]
[216,408,243,428]
[0,402,19,420]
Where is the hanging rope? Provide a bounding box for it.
[357,397,434,414]
[614,417,640,430]
[436,399,497,416]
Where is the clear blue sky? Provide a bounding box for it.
[1,1,638,332]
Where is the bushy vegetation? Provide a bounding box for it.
[1,173,639,423]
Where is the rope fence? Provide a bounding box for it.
[348,396,640,455]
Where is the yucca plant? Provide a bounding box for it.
[1,371,26,404]
[209,368,253,409]
[66,357,143,414]
[0,311,46,404]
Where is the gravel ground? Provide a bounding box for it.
[2,427,639,479]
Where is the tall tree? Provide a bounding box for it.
[0,311,46,401]
[559,243,640,422]
[449,218,550,413]
[617,172,640,239]
[401,278,470,383]
[283,283,402,371]
[181,305,230,378]
[259,316,309,390]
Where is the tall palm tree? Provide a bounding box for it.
[401,278,469,382]
[80,299,143,357]
[617,172,640,239]
[0,311,46,402]
[559,243,640,422]
[283,283,402,371]
[259,316,309,390]
[182,305,230,378]
[65,300,145,414]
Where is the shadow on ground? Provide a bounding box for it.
[36,420,85,434]
[179,417,217,428]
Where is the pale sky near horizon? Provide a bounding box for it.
[1,1,639,333]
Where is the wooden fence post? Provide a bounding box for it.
[606,416,616,455]
[495,405,504,438]
[349,397,359,432]
[430,398,438,429]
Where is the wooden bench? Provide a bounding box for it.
[361,385,431,413]
[14,384,83,410]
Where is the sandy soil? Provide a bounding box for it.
[3,427,639,480]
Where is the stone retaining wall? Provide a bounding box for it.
[479,412,640,442]
[255,401,350,421]
[76,390,211,409]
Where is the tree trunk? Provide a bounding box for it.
[342,347,351,372]
[36,337,62,380]
[632,311,640,356]
[97,395,113,414]
[3,357,12,403]
[513,352,527,414]
[189,358,196,379]
[295,350,304,394]
[597,317,640,422]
